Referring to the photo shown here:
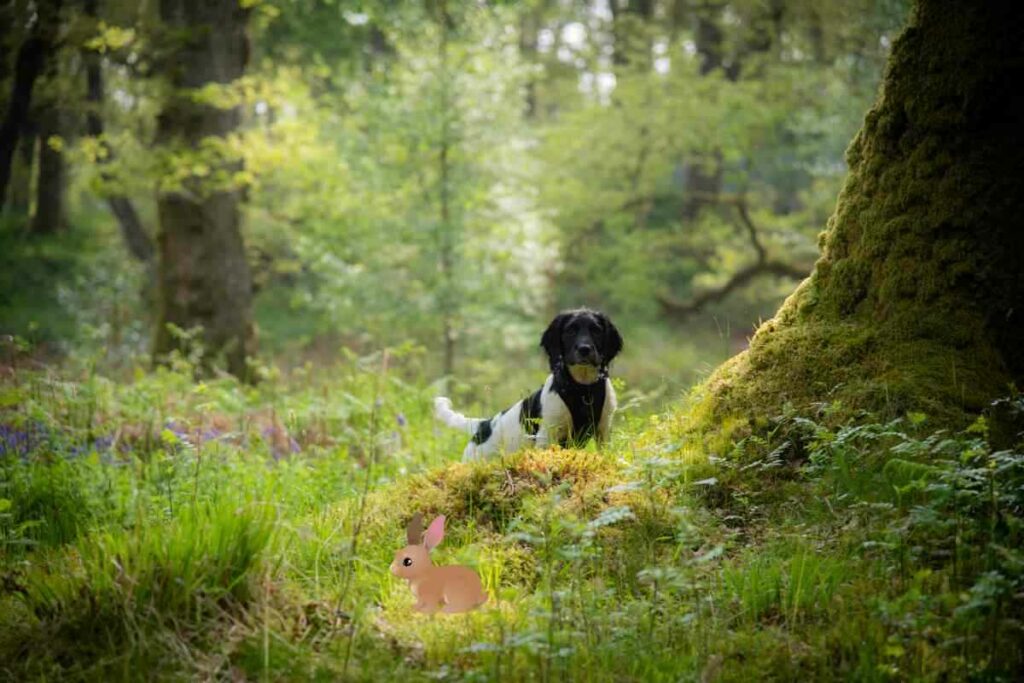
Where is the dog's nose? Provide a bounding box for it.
[577,344,594,358]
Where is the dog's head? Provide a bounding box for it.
[540,308,622,379]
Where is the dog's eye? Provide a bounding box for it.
[402,557,413,567]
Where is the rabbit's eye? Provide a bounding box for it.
[402,557,413,567]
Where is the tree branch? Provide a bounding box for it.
[657,260,808,317]
[735,198,767,263]
[658,197,811,319]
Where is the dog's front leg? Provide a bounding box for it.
[596,409,612,446]
[596,380,617,449]
[536,388,570,449]
[536,420,568,449]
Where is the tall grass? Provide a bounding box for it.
[2,354,1022,680]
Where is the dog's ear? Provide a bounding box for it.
[540,312,570,369]
[597,312,622,365]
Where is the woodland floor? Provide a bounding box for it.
[0,354,1022,681]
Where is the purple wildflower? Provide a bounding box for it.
[261,425,302,461]
[0,421,49,460]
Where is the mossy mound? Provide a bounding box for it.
[360,447,619,534]
[321,447,700,598]
[318,449,621,587]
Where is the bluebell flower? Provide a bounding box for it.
[0,421,49,459]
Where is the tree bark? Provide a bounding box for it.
[28,107,68,234]
[152,0,254,380]
[693,0,1024,428]
[0,0,61,210]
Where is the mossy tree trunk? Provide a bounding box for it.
[152,0,254,379]
[696,0,1024,429]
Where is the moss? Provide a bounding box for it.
[668,0,1024,446]
[360,448,619,533]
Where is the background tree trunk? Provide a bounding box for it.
[0,0,61,209]
[436,0,456,382]
[691,0,1024,430]
[152,0,254,379]
[28,108,68,234]
[84,0,154,262]
[609,0,654,69]
[681,1,782,221]
[6,125,36,216]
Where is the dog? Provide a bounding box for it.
[434,308,622,460]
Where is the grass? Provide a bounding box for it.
[1,350,1022,681]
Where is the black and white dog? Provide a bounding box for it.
[434,308,622,460]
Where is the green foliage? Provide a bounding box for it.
[1,0,907,393]
[0,218,90,351]
[535,1,902,323]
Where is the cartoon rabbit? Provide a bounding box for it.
[390,513,487,614]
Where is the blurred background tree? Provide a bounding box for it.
[0,0,908,406]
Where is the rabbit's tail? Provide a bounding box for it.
[433,397,484,435]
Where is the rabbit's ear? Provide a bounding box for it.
[407,513,423,545]
[424,515,446,550]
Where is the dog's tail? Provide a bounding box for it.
[433,397,484,434]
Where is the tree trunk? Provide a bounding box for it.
[0,0,61,209]
[84,0,154,262]
[609,0,654,69]
[681,6,725,221]
[518,7,539,119]
[692,0,1024,430]
[152,0,254,380]
[436,0,456,382]
[7,125,36,216]
[681,2,782,220]
[28,108,68,234]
